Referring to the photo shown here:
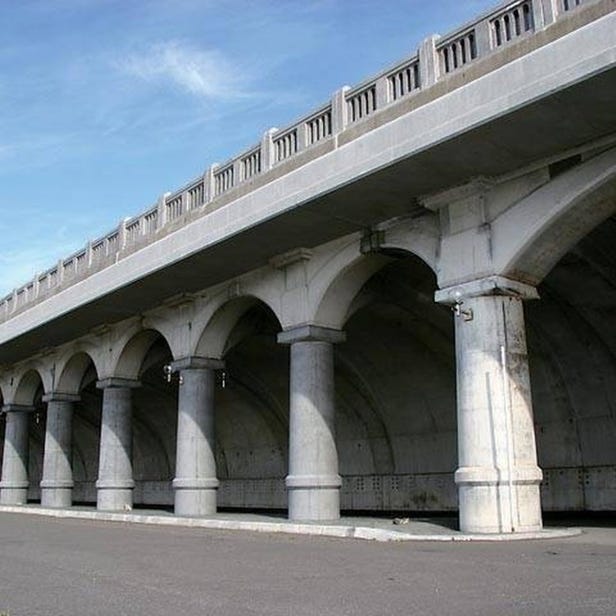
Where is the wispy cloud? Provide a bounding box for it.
[119,41,248,100]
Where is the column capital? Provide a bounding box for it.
[96,378,141,390]
[2,404,36,414]
[277,325,346,345]
[435,276,539,305]
[42,392,81,403]
[170,357,224,372]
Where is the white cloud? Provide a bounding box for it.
[119,41,247,100]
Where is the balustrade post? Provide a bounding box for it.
[532,0,548,30]
[475,19,493,57]
[331,86,350,135]
[261,128,277,172]
[419,34,441,87]
[157,192,169,229]
[375,75,389,109]
[539,0,560,26]
[204,164,218,204]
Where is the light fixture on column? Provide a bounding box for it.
[452,291,473,322]
[217,369,228,389]
[163,364,184,385]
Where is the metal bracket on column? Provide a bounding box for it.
[452,300,474,322]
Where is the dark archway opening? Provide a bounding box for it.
[336,254,456,515]
[217,303,288,512]
[527,214,616,515]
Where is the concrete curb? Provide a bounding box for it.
[0,505,583,542]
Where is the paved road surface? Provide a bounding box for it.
[0,513,614,615]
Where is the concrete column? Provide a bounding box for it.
[278,325,346,521]
[0,405,34,505]
[40,393,79,508]
[171,357,223,517]
[95,378,139,511]
[436,277,543,534]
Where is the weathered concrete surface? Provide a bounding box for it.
[437,280,543,534]
[0,408,31,505]
[279,326,345,521]
[96,382,136,511]
[0,1,615,535]
[40,396,76,508]
[0,511,613,616]
[172,359,221,516]
[1,3,614,363]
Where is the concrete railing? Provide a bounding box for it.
[0,0,597,323]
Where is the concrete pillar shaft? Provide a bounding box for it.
[96,385,135,511]
[41,398,75,508]
[173,362,220,516]
[454,293,542,533]
[278,326,345,521]
[0,409,31,505]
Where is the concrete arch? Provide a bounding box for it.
[493,146,616,284]
[55,351,99,395]
[193,295,282,360]
[12,369,45,406]
[379,213,440,274]
[113,328,174,380]
[311,239,437,331]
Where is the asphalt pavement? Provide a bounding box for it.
[0,512,614,615]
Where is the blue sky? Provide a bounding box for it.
[0,0,497,297]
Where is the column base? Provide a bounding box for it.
[456,466,543,534]
[174,489,217,516]
[41,488,72,508]
[0,486,28,506]
[173,478,218,516]
[96,479,134,511]
[97,488,133,511]
[286,475,341,521]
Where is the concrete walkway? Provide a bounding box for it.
[0,504,581,542]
